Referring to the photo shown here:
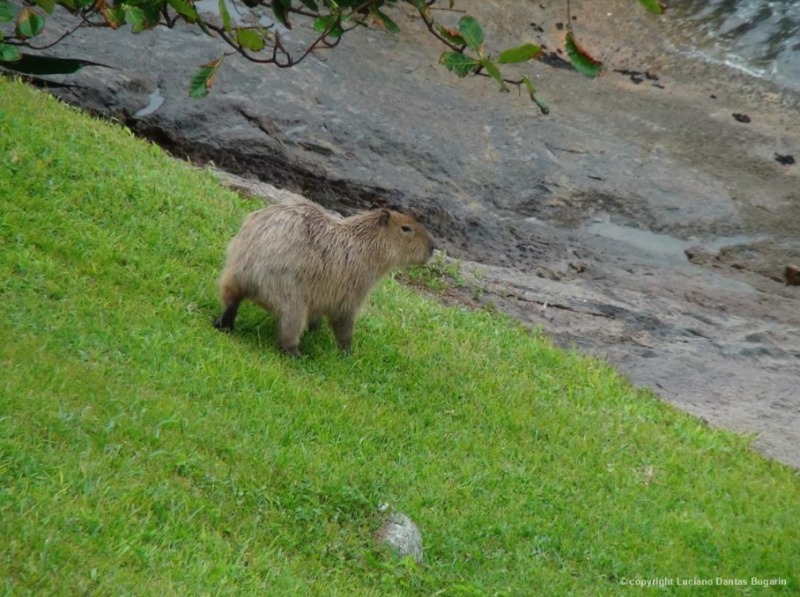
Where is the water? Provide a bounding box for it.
[584,220,763,263]
[667,0,800,90]
[132,88,165,118]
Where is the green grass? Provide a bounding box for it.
[1,77,799,596]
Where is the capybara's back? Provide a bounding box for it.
[214,202,435,357]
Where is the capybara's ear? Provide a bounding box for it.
[379,210,390,227]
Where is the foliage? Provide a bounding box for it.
[0,0,663,110]
[2,77,800,596]
[637,0,666,15]
[565,31,604,79]
[189,56,224,98]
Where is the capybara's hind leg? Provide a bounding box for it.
[277,308,307,358]
[214,275,243,332]
[214,302,240,332]
[330,314,355,354]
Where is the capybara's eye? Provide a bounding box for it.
[401,225,412,233]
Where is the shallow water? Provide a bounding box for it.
[584,220,764,263]
[668,0,800,90]
[132,88,165,118]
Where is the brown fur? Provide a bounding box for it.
[214,202,435,357]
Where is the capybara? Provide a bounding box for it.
[214,202,435,357]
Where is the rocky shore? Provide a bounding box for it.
[28,0,800,466]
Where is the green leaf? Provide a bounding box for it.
[434,23,464,46]
[636,0,665,14]
[522,75,549,115]
[167,0,198,22]
[370,6,398,33]
[298,0,317,9]
[236,29,265,51]
[33,0,56,14]
[16,8,45,39]
[97,0,123,29]
[313,14,342,37]
[0,1,14,22]
[0,43,21,62]
[458,15,483,53]
[197,18,215,37]
[479,57,508,91]
[271,0,290,28]
[497,43,542,64]
[189,56,223,99]
[219,0,232,32]
[139,0,164,27]
[439,52,478,77]
[119,0,162,28]
[0,53,111,74]
[565,31,604,78]
[125,6,146,32]
[339,13,366,26]
[411,0,431,15]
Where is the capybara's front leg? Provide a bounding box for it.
[278,308,306,358]
[330,314,355,354]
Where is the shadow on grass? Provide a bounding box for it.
[204,301,344,362]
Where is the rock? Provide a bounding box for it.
[684,246,714,265]
[214,169,343,219]
[786,264,800,286]
[375,510,423,564]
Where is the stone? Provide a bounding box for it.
[375,511,424,564]
[786,264,800,286]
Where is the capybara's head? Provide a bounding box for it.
[378,209,435,267]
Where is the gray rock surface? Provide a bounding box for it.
[375,509,424,564]
[34,1,800,467]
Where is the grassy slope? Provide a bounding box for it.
[0,78,798,596]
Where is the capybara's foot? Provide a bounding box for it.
[214,302,240,333]
[331,316,354,355]
[283,345,302,359]
[213,316,234,332]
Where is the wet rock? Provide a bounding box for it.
[684,246,714,265]
[786,264,800,286]
[539,51,573,70]
[614,68,652,85]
